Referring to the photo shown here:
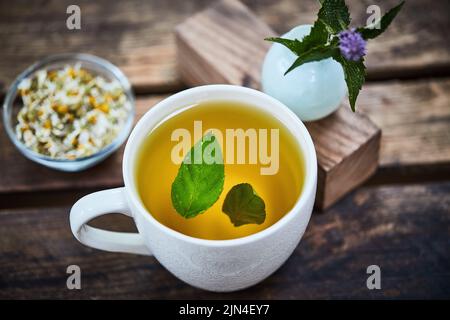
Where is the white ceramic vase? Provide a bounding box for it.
[262,24,347,121]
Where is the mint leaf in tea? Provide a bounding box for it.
[171,133,224,218]
[222,183,266,227]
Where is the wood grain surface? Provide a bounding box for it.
[1,181,448,299]
[0,0,449,93]
[358,79,450,168]
[176,0,275,88]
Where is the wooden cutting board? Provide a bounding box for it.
[175,0,381,209]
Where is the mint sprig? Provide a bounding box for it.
[265,0,404,111]
[357,1,405,40]
[265,20,328,58]
[171,133,224,218]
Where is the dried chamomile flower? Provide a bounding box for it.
[15,64,131,159]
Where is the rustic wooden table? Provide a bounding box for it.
[0,0,449,299]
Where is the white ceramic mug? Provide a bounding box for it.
[70,85,317,292]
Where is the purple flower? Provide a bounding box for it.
[338,28,367,61]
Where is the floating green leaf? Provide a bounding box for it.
[222,183,266,227]
[171,133,224,218]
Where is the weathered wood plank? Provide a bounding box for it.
[357,78,450,168]
[1,78,449,196]
[0,0,207,93]
[0,0,448,93]
[0,182,448,299]
[176,0,275,88]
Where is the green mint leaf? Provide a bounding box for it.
[358,1,405,40]
[296,20,329,52]
[332,53,366,111]
[265,20,328,57]
[285,44,339,75]
[318,0,351,34]
[264,37,304,55]
[171,133,224,218]
[222,183,266,227]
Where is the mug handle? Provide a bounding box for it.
[70,187,152,256]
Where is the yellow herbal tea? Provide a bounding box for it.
[135,100,305,240]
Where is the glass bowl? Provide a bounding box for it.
[2,53,135,172]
